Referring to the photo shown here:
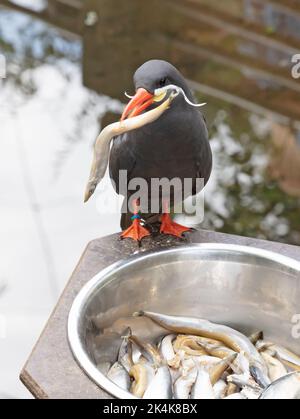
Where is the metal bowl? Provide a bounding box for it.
[68,243,300,399]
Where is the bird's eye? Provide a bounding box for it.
[159,77,167,87]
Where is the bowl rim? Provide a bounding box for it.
[67,242,300,399]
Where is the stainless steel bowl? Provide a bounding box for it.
[68,243,300,399]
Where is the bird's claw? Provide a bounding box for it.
[160,213,191,238]
[121,219,151,242]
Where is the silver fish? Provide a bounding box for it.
[227,372,262,392]
[261,352,287,382]
[169,366,181,383]
[134,311,269,388]
[159,334,176,365]
[199,341,235,360]
[257,340,300,371]
[228,352,256,396]
[118,327,132,360]
[143,365,173,399]
[131,345,142,364]
[260,372,300,399]
[213,379,227,399]
[269,344,300,371]
[209,354,237,385]
[230,352,250,376]
[84,94,178,202]
[174,359,197,399]
[107,362,131,391]
[193,355,221,371]
[173,335,208,357]
[118,327,133,373]
[167,350,183,369]
[129,335,162,368]
[191,369,215,399]
[227,371,262,399]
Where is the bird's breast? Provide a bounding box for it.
[126,109,203,162]
[109,106,211,189]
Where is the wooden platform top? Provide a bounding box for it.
[20,229,300,399]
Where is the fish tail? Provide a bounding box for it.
[84,180,97,203]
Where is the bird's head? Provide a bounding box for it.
[121,60,199,121]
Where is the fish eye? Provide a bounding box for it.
[159,77,167,87]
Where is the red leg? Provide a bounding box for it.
[121,200,150,242]
[160,202,191,238]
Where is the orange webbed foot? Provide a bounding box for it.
[121,218,150,242]
[160,213,191,238]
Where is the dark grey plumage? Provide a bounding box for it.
[109,60,212,229]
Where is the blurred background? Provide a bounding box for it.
[0,0,300,398]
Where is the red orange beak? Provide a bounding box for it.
[121,88,154,121]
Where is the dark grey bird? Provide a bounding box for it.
[109,59,212,241]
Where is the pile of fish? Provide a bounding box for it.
[98,311,300,399]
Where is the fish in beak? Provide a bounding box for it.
[121,88,154,120]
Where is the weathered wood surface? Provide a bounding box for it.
[20,229,300,399]
[1,0,300,121]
